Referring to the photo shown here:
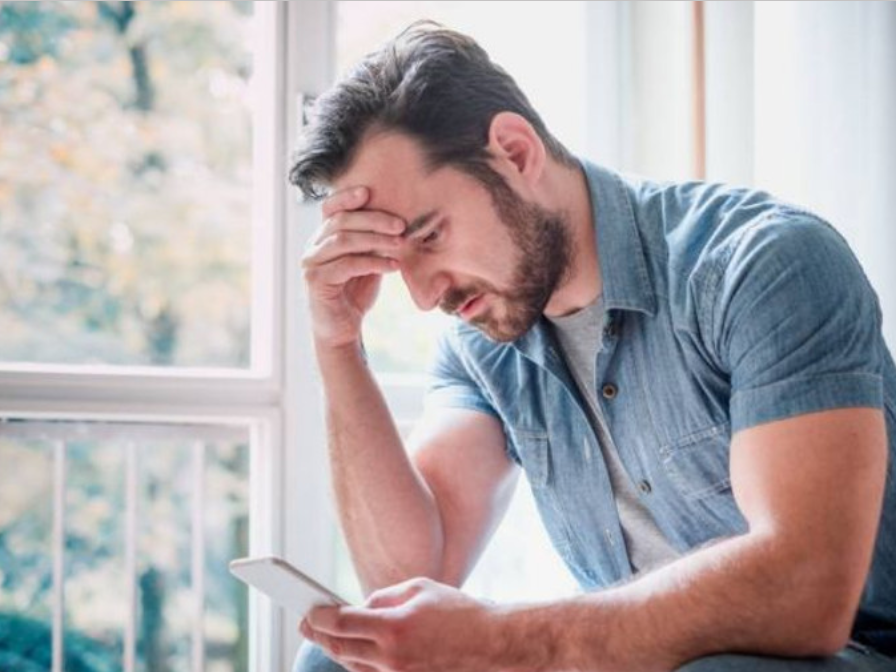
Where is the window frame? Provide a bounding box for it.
[0,3,332,670]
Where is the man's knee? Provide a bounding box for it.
[675,655,759,672]
[675,654,831,672]
[292,641,349,672]
[675,655,807,672]
[674,651,882,671]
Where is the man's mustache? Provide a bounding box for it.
[439,286,480,315]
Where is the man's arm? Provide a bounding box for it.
[317,341,517,593]
[304,406,887,672]
[500,406,888,671]
[304,185,517,594]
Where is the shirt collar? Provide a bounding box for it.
[510,160,656,365]
[581,159,657,316]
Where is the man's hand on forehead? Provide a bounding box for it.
[321,185,369,220]
[320,186,405,234]
[301,185,408,348]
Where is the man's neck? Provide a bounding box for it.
[542,161,602,318]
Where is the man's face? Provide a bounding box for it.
[332,132,572,342]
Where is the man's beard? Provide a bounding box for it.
[440,174,574,342]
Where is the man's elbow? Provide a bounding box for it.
[793,569,864,656]
[807,593,859,656]
[804,615,851,657]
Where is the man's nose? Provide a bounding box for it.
[399,259,447,312]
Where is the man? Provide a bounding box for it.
[289,23,895,672]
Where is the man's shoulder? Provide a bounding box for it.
[581,161,794,281]
[625,175,833,283]
[630,177,784,238]
[600,169,854,335]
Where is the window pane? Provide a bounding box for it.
[0,438,54,670]
[65,440,126,667]
[203,442,250,672]
[0,1,254,367]
[136,443,192,671]
[0,422,250,672]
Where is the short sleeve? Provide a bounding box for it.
[425,326,500,419]
[710,213,884,433]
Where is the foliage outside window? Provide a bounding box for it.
[0,0,253,367]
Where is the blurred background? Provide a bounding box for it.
[0,2,894,670]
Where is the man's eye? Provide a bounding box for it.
[421,227,440,245]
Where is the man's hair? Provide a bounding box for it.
[288,21,575,200]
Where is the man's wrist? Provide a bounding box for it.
[313,336,366,364]
[488,601,582,672]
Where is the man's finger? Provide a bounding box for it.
[316,209,405,242]
[321,186,369,219]
[330,637,384,668]
[365,577,430,609]
[307,605,392,639]
[309,629,377,661]
[303,622,385,670]
[343,662,380,672]
[308,254,399,286]
[306,231,403,268]
[322,633,382,664]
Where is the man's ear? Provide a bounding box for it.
[486,111,546,190]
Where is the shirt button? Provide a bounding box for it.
[601,383,618,399]
[638,479,653,495]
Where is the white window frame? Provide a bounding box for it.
[0,3,334,669]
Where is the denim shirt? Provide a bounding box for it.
[426,160,896,652]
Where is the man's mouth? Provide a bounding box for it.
[457,294,484,320]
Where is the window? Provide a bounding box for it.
[0,422,249,672]
[0,0,254,368]
[0,2,294,670]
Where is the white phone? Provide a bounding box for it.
[229,556,350,616]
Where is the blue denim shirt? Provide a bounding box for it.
[427,160,896,653]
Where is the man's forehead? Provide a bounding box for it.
[333,131,435,214]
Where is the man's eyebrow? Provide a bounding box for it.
[402,210,438,238]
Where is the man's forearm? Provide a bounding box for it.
[496,531,855,672]
[316,340,444,594]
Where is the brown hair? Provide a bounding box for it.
[288,21,574,200]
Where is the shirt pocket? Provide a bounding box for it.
[658,423,732,501]
[509,428,551,489]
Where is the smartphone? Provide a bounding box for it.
[229,556,350,616]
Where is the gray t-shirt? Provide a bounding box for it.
[548,296,679,574]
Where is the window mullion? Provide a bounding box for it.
[52,439,66,672]
[124,441,139,672]
[191,440,207,672]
